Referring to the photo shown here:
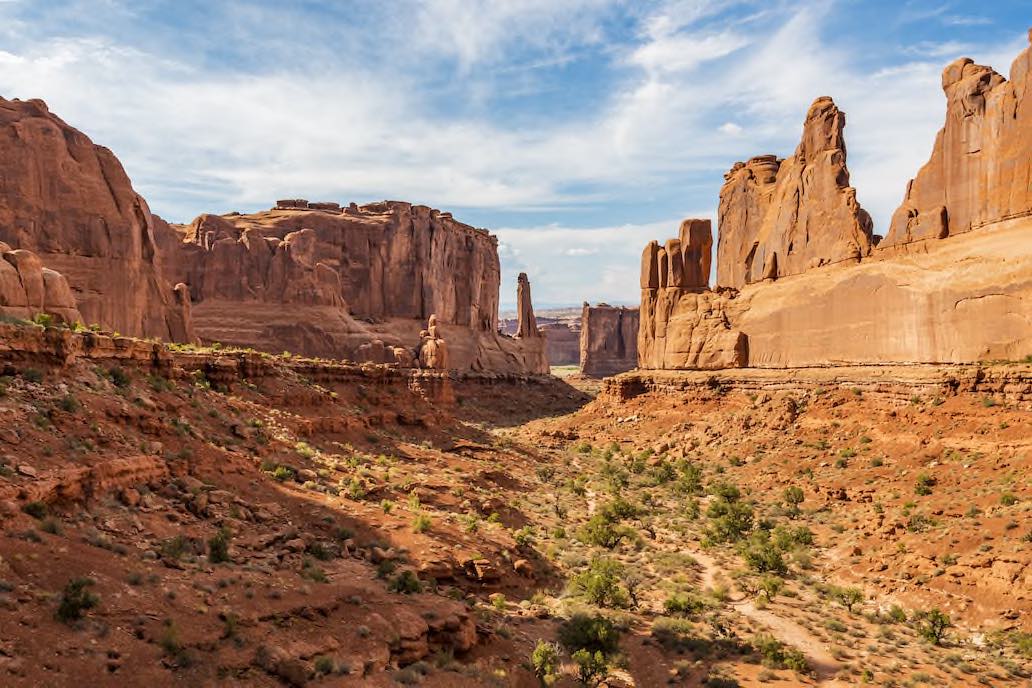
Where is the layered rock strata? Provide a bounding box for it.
[716,97,873,289]
[883,37,1032,247]
[0,97,188,340]
[579,303,640,377]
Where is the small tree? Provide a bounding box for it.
[208,527,231,564]
[759,576,784,601]
[570,558,628,608]
[833,586,864,613]
[531,640,561,685]
[572,649,608,686]
[916,608,952,645]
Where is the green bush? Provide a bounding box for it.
[782,486,804,514]
[572,649,608,686]
[570,558,628,608]
[914,608,952,645]
[663,591,704,617]
[530,640,561,683]
[208,527,231,564]
[739,531,787,574]
[558,613,620,656]
[56,577,99,623]
[831,586,864,613]
[21,501,47,519]
[705,498,754,544]
[387,570,423,594]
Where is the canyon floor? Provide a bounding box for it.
[0,326,1029,687]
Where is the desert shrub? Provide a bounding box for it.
[577,513,633,550]
[56,577,99,623]
[752,633,808,672]
[675,462,704,495]
[411,513,432,533]
[558,613,620,656]
[1000,492,1018,506]
[914,473,936,496]
[21,501,47,519]
[530,640,561,683]
[830,586,864,613]
[663,591,704,617]
[705,495,754,544]
[388,570,423,594]
[782,485,804,514]
[570,558,628,608]
[208,527,231,564]
[271,465,295,482]
[107,366,130,387]
[314,655,335,675]
[22,368,44,383]
[914,608,952,645]
[738,531,786,574]
[572,649,608,686]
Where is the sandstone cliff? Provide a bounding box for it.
[716,97,873,289]
[0,97,189,341]
[639,39,1032,370]
[579,303,640,377]
[0,243,82,325]
[157,205,548,374]
[883,34,1032,247]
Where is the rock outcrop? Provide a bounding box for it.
[0,97,188,340]
[579,303,639,377]
[156,203,548,374]
[515,273,539,338]
[0,243,82,325]
[716,97,873,289]
[638,41,1032,370]
[883,35,1032,247]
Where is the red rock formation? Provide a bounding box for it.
[579,303,639,377]
[515,273,539,338]
[638,40,1032,371]
[0,97,187,339]
[716,97,873,289]
[883,34,1032,247]
[0,243,83,325]
[541,322,580,366]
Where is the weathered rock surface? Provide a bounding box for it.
[640,41,1032,370]
[157,203,548,373]
[0,97,187,339]
[541,321,580,366]
[716,97,873,289]
[0,243,83,325]
[579,303,639,376]
[883,35,1032,247]
[515,272,539,338]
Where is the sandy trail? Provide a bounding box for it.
[691,548,847,685]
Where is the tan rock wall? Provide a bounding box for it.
[884,36,1032,247]
[580,304,639,376]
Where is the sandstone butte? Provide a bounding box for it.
[639,37,1032,370]
[579,302,639,377]
[0,98,547,375]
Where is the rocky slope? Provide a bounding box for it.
[639,39,1032,370]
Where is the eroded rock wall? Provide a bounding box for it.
[716,97,873,289]
[579,304,640,376]
[0,97,186,340]
[639,39,1032,370]
[883,35,1032,247]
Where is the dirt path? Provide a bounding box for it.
[691,549,847,685]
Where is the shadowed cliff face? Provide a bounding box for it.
[0,97,188,340]
[884,36,1032,246]
[579,304,639,377]
[716,97,873,290]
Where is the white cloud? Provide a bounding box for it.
[719,122,743,135]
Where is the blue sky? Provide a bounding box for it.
[0,1,1027,309]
